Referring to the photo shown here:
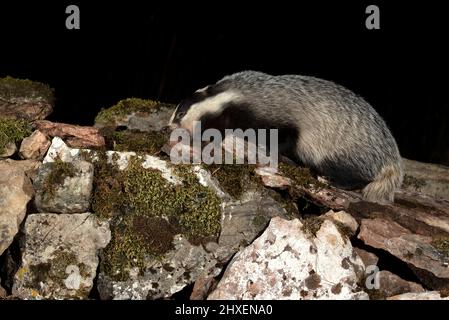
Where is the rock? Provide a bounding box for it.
[1,159,41,181]
[0,281,6,299]
[190,277,217,300]
[33,160,94,213]
[40,139,287,299]
[402,158,449,201]
[358,218,449,289]
[34,120,105,149]
[208,217,368,300]
[368,271,425,299]
[12,213,110,299]
[0,160,34,255]
[323,210,359,236]
[19,130,51,160]
[94,98,174,132]
[353,248,379,267]
[219,190,289,248]
[0,76,53,121]
[0,142,16,158]
[387,291,449,300]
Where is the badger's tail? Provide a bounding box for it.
[362,161,403,204]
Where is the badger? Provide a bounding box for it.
[168,70,403,203]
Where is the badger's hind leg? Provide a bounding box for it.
[362,162,403,204]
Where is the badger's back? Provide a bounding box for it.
[215,71,403,202]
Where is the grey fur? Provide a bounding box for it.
[173,71,403,203]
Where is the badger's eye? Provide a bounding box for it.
[176,111,186,118]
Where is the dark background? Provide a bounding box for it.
[0,1,448,165]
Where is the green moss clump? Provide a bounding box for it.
[0,76,54,103]
[402,174,426,190]
[301,216,324,238]
[89,151,124,220]
[0,118,32,154]
[42,159,76,198]
[279,163,325,189]
[432,237,449,255]
[95,98,160,125]
[94,157,222,281]
[27,250,90,296]
[205,163,261,199]
[111,129,168,154]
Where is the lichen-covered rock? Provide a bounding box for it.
[0,160,34,255]
[208,217,368,300]
[34,160,94,213]
[402,158,449,201]
[358,218,449,289]
[387,291,449,300]
[94,98,174,132]
[19,130,51,160]
[41,138,290,299]
[12,213,110,299]
[0,76,53,121]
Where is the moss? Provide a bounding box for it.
[0,76,54,103]
[205,163,261,199]
[301,216,324,238]
[27,250,90,295]
[0,118,32,154]
[89,151,124,220]
[432,237,449,255]
[42,159,76,199]
[402,174,427,190]
[95,98,161,125]
[111,129,168,154]
[279,162,326,189]
[96,157,221,281]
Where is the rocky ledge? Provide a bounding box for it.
[1,76,449,300]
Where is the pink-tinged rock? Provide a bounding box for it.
[323,210,359,235]
[387,291,449,300]
[370,271,425,299]
[353,248,379,267]
[358,218,449,289]
[19,130,51,160]
[34,120,105,148]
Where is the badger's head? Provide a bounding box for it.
[168,85,242,134]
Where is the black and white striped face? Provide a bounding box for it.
[168,85,241,133]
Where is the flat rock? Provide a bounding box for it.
[19,130,51,160]
[34,160,94,213]
[0,160,34,255]
[94,99,174,132]
[402,158,449,201]
[34,120,105,148]
[13,213,111,299]
[358,218,449,289]
[353,248,379,267]
[0,76,53,121]
[370,270,425,299]
[208,217,368,300]
[387,291,449,300]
